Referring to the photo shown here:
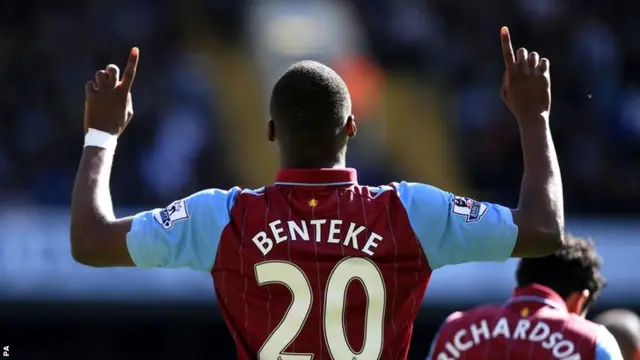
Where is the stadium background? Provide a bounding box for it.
[0,0,638,359]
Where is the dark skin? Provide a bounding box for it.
[267,115,357,169]
[499,26,565,256]
[70,27,563,267]
[70,48,139,266]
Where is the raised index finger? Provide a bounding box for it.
[119,47,139,92]
[500,27,516,74]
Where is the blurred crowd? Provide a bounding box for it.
[0,0,638,214]
[0,0,235,206]
[354,0,640,213]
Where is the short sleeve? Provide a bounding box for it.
[126,187,240,271]
[595,325,624,360]
[395,181,518,270]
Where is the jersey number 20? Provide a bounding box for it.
[255,257,386,360]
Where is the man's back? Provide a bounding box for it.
[429,285,619,360]
[214,171,428,359]
[203,168,517,360]
[71,29,565,360]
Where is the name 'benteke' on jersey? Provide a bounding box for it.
[252,219,384,256]
[125,168,519,360]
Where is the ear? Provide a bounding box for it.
[565,290,590,316]
[268,119,276,142]
[346,114,357,138]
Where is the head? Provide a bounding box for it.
[594,309,640,360]
[268,61,356,169]
[516,235,606,317]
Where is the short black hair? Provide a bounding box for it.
[269,61,351,143]
[516,235,606,303]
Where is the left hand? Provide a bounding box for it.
[84,47,139,135]
[499,27,551,123]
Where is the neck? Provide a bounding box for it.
[280,159,346,169]
[280,154,346,169]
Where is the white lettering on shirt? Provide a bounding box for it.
[252,219,384,256]
[436,317,580,359]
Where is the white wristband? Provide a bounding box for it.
[84,128,118,152]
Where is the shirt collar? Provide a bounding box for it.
[507,284,568,312]
[275,168,358,186]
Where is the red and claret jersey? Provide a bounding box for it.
[428,284,624,360]
[125,168,518,360]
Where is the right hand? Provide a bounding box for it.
[500,27,551,122]
[84,48,139,135]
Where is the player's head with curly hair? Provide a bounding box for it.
[268,60,356,168]
[516,234,606,316]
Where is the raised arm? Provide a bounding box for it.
[70,49,238,270]
[70,147,135,266]
[500,26,564,257]
[70,48,140,266]
[396,28,564,270]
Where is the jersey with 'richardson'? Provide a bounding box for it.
[428,284,623,360]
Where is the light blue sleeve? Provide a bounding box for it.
[395,181,518,270]
[595,325,624,360]
[126,187,240,271]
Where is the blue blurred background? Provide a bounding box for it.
[0,0,638,359]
